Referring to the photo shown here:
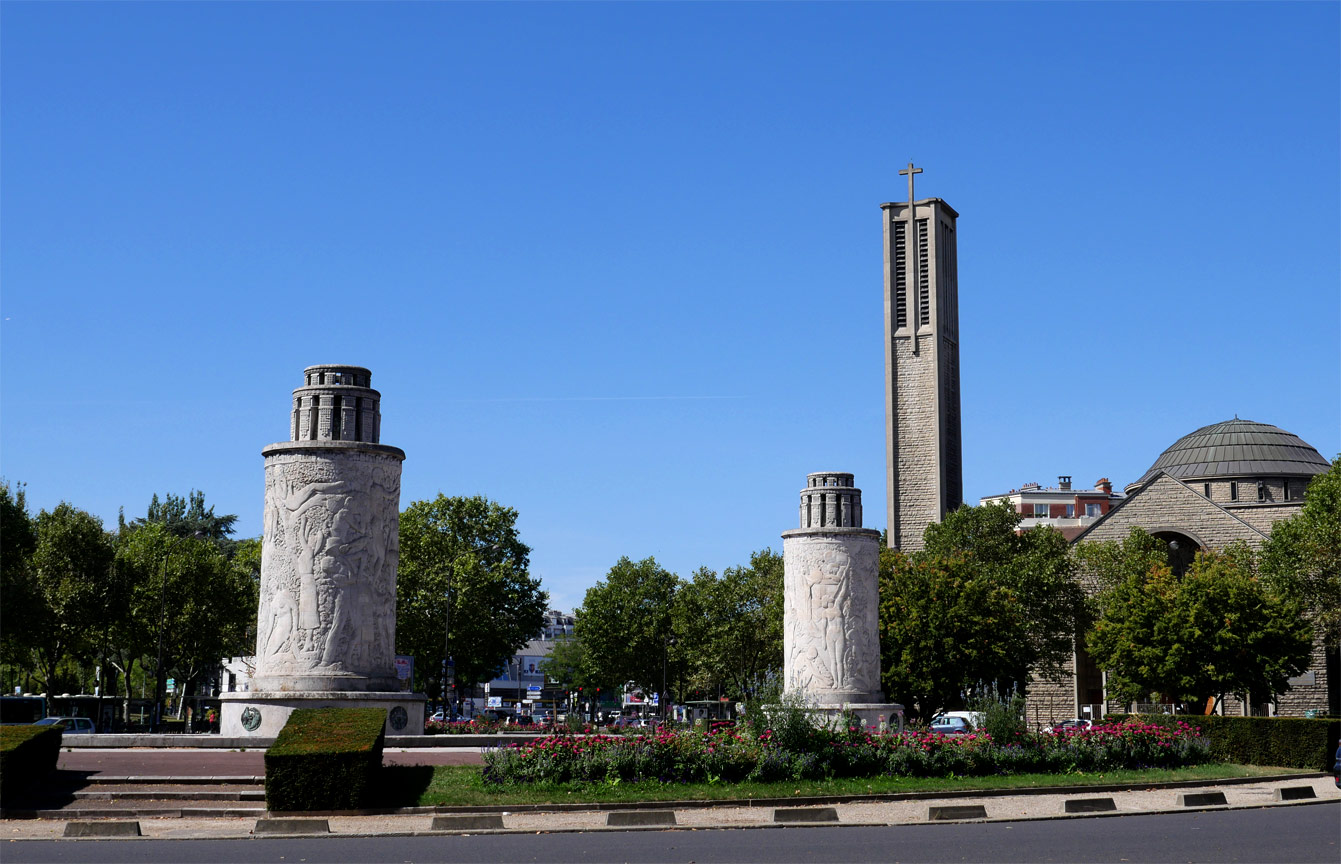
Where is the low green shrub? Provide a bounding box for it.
[264,708,386,812]
[967,690,1029,745]
[481,718,1211,787]
[1113,713,1339,770]
[0,725,63,801]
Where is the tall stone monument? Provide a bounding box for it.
[220,365,424,737]
[883,163,963,551]
[782,472,903,729]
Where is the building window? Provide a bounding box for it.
[1257,481,1267,502]
[1230,481,1238,501]
[1033,504,1049,518]
[1085,503,1101,517]
[1283,479,1291,501]
[1065,504,1075,518]
[1204,483,1211,498]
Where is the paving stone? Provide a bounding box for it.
[63,821,141,837]
[773,807,839,823]
[606,810,677,826]
[927,804,988,821]
[254,817,330,834]
[430,814,505,831]
[1063,797,1117,813]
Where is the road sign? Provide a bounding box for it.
[527,684,542,694]
[166,679,175,693]
[487,696,502,708]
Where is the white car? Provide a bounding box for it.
[33,716,95,734]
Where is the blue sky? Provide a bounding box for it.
[3,2,1337,614]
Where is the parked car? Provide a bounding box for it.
[928,715,974,735]
[32,716,95,734]
[1333,739,1339,789]
[1044,718,1093,735]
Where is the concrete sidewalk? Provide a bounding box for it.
[4,775,1336,841]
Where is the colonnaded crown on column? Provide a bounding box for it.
[289,364,382,444]
[798,472,864,529]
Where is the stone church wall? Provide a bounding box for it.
[1078,474,1268,549]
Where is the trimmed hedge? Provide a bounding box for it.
[1,724,63,801]
[1115,714,1340,771]
[264,708,386,812]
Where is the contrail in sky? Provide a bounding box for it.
[449,395,748,403]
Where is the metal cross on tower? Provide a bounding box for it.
[899,161,923,354]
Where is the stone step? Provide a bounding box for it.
[71,788,265,801]
[10,806,266,819]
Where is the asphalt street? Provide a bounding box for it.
[5,803,1338,864]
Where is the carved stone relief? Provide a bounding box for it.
[783,535,881,702]
[253,449,401,686]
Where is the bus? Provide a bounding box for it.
[0,695,47,725]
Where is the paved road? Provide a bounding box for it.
[56,748,483,776]
[6,804,1338,864]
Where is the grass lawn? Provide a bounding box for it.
[376,763,1307,809]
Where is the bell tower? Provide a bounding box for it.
[883,164,963,550]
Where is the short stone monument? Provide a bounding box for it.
[220,365,425,737]
[781,472,903,730]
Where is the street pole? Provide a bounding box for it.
[662,636,676,723]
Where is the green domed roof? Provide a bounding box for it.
[1134,419,1329,487]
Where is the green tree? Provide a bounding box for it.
[129,489,239,545]
[920,502,1087,682]
[1259,456,1341,646]
[575,556,678,694]
[878,547,1028,721]
[395,495,547,703]
[672,549,784,703]
[114,524,256,718]
[1086,541,1311,710]
[0,481,40,675]
[29,503,118,695]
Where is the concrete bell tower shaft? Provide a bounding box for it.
[883,188,963,551]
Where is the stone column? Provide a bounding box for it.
[781,472,897,723]
[221,365,423,737]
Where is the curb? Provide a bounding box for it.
[23,797,1339,842]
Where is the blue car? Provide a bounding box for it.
[1333,740,1339,789]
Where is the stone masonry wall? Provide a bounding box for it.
[889,335,939,551]
[1078,474,1268,549]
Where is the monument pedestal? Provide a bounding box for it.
[806,702,905,732]
[219,690,425,738]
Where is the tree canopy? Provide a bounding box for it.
[878,502,1086,720]
[28,502,118,695]
[1259,455,1341,647]
[575,556,678,694]
[878,547,1028,721]
[395,494,547,701]
[1084,532,1312,710]
[672,549,784,703]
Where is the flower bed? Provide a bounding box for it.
[481,719,1211,786]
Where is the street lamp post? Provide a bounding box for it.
[662,636,676,723]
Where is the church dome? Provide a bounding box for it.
[1131,418,1330,490]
